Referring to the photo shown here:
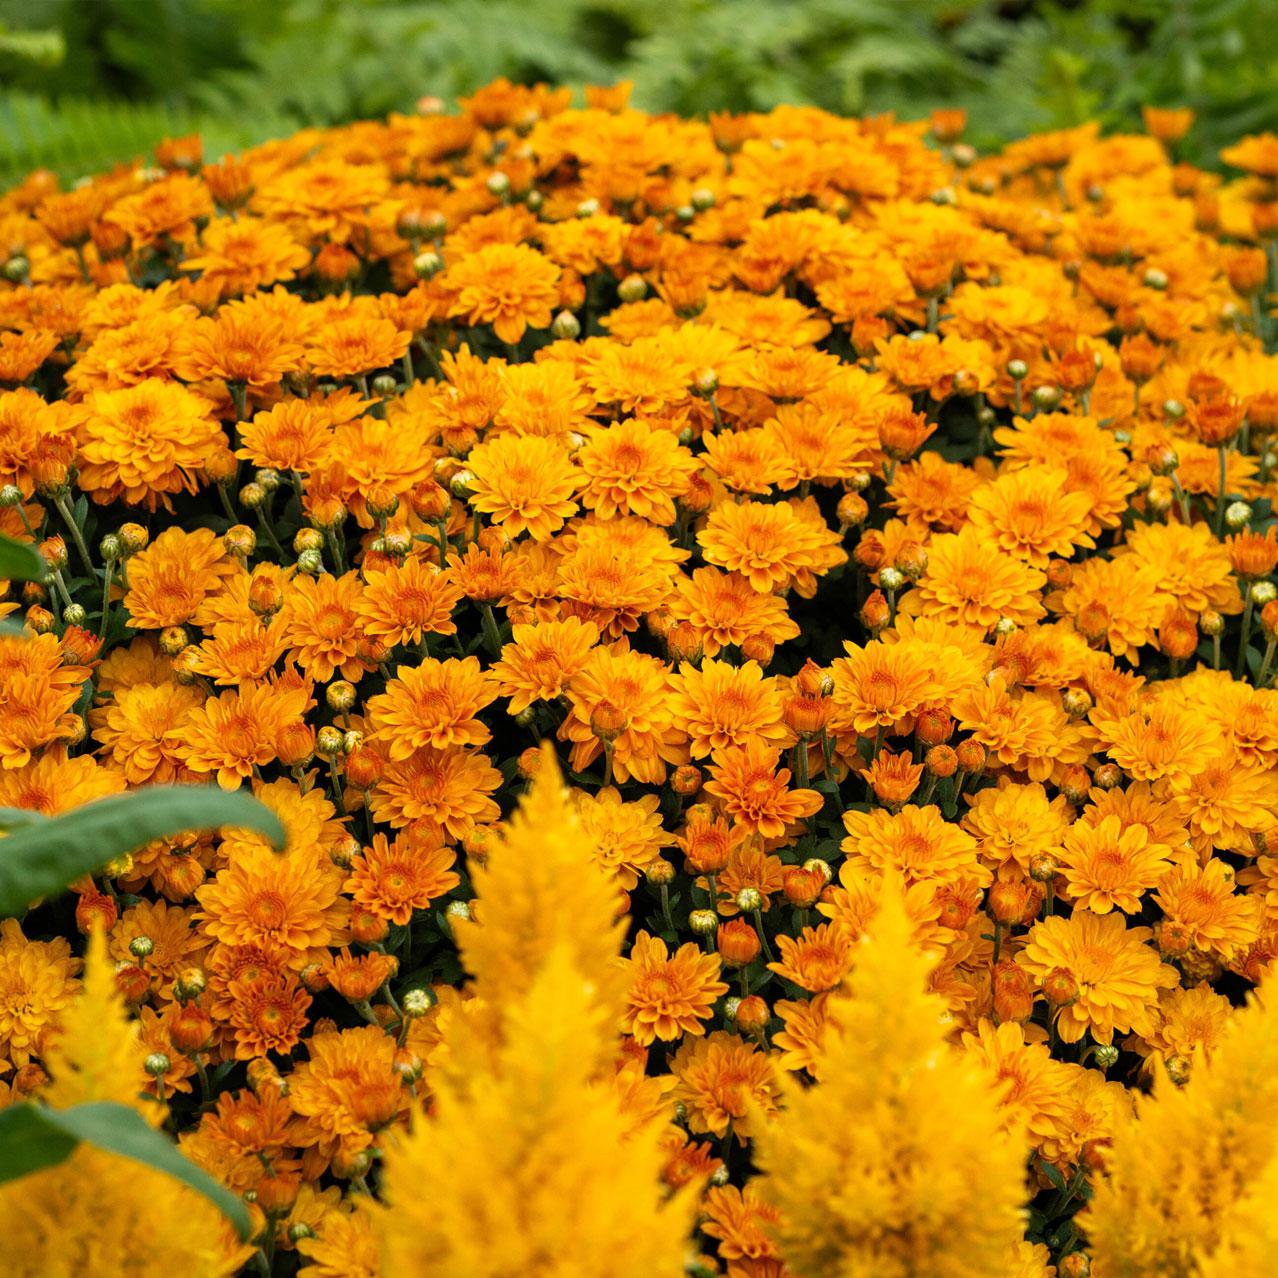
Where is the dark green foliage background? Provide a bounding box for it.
[1,0,1276,186]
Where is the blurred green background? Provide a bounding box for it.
[2,0,1276,186]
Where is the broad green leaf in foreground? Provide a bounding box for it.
[0,785,286,917]
[0,1101,251,1238]
[0,533,46,583]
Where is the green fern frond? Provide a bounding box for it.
[0,90,288,189]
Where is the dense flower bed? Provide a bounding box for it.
[1,80,1278,1275]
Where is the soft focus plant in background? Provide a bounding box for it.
[2,0,1277,185]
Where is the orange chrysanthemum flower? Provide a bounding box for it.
[366,656,496,760]
[573,785,670,889]
[842,803,987,887]
[306,315,412,380]
[1018,910,1178,1043]
[968,465,1096,566]
[348,832,460,925]
[443,242,560,344]
[670,1030,778,1140]
[702,740,822,841]
[491,616,600,715]
[174,299,307,389]
[575,418,698,523]
[356,559,463,650]
[180,215,311,300]
[368,745,501,840]
[667,567,800,659]
[79,378,224,508]
[621,931,728,1045]
[177,677,310,789]
[1059,814,1174,914]
[123,527,238,630]
[466,431,579,541]
[279,570,372,683]
[561,645,685,785]
[667,658,787,761]
[227,970,312,1060]
[767,922,856,993]
[698,497,847,597]
[91,679,204,784]
[196,843,347,959]
[900,525,1047,632]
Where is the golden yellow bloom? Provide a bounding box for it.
[573,785,669,889]
[366,656,497,760]
[698,496,847,597]
[443,241,560,344]
[0,918,78,1075]
[491,616,600,715]
[968,464,1095,566]
[1018,909,1178,1043]
[666,657,787,760]
[670,1030,778,1141]
[1059,814,1174,914]
[466,431,579,541]
[620,931,728,1045]
[80,378,224,509]
[842,804,987,887]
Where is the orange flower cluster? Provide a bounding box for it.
[1,82,1278,1275]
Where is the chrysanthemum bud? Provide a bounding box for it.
[717,919,761,966]
[1251,580,1277,606]
[671,765,702,796]
[1028,853,1059,883]
[878,566,904,593]
[1162,398,1185,420]
[1093,1044,1119,1069]
[859,589,891,633]
[1051,1255,1091,1278]
[297,547,324,576]
[75,891,117,935]
[836,491,869,529]
[1198,609,1225,636]
[954,739,985,773]
[289,1223,315,1243]
[988,880,1034,926]
[445,900,472,925]
[175,967,207,1000]
[316,726,344,758]
[690,908,718,936]
[550,309,581,340]
[735,887,763,913]
[925,744,957,777]
[783,865,825,908]
[130,935,155,960]
[371,374,398,398]
[1043,967,1079,1006]
[735,995,769,1032]
[1007,359,1028,381]
[1032,384,1062,411]
[1164,1054,1192,1086]
[169,1004,214,1053]
[59,603,85,628]
[1223,500,1253,531]
[144,1052,171,1077]
[239,481,266,509]
[1093,762,1123,789]
[1142,267,1169,291]
[401,988,434,1018]
[618,273,647,303]
[645,859,676,886]
[1061,688,1093,719]
[38,535,67,573]
[991,958,1035,1023]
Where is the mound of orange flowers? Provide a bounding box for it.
[2,80,1278,1276]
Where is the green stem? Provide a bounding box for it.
[1215,445,1229,537]
[1237,591,1256,680]
[52,493,93,576]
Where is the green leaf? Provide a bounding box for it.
[0,784,285,917]
[0,806,48,830]
[0,533,45,582]
[0,1101,250,1238]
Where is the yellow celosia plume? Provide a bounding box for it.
[751,876,1028,1278]
[375,944,695,1276]
[1084,983,1278,1277]
[450,742,629,1071]
[0,928,247,1277]
[41,925,153,1114]
[371,745,696,1275]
